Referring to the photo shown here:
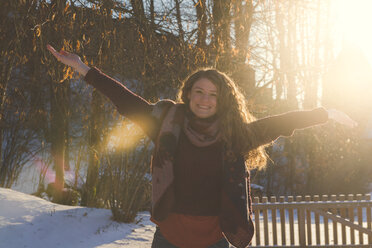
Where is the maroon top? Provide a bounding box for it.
[173,131,224,216]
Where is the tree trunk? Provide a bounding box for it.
[212,0,232,70]
[304,0,321,109]
[50,82,67,203]
[0,57,13,187]
[48,0,68,203]
[234,0,254,65]
[275,1,285,101]
[83,89,103,206]
[130,0,146,28]
[174,0,184,41]
[195,0,207,49]
[150,0,155,30]
[287,1,298,107]
[232,0,255,92]
[82,1,113,207]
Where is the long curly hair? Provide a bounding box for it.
[177,68,267,169]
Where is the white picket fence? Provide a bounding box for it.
[251,194,372,247]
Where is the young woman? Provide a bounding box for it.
[47,45,356,248]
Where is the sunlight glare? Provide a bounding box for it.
[335,0,372,64]
[106,120,144,151]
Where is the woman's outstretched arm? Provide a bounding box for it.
[46,44,159,140]
[248,107,357,149]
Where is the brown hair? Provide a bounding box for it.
[177,68,267,169]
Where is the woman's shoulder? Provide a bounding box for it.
[151,99,185,119]
[151,99,176,118]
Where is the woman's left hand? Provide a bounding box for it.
[327,109,358,128]
[47,44,90,76]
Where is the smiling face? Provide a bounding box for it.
[188,78,218,118]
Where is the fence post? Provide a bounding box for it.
[322,195,329,244]
[348,194,355,244]
[262,196,269,246]
[314,195,320,244]
[279,196,286,245]
[339,194,347,244]
[357,194,364,244]
[270,196,278,245]
[288,196,295,245]
[254,197,260,246]
[366,194,371,245]
[297,195,306,246]
[331,194,338,244]
[305,195,312,245]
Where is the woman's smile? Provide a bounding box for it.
[188,78,218,118]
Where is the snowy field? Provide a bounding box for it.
[0,188,156,248]
[1,187,370,247]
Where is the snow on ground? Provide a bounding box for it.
[1,187,370,247]
[0,188,156,248]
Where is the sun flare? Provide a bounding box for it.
[106,120,145,151]
[334,0,372,64]
[322,0,372,121]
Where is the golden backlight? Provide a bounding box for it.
[335,0,372,65]
[323,0,372,124]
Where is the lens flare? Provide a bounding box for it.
[33,157,55,185]
[106,119,145,151]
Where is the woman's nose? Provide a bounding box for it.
[200,94,211,102]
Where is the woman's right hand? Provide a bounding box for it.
[47,44,90,76]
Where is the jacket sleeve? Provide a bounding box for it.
[84,67,159,140]
[247,107,329,149]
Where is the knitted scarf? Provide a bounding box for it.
[151,100,254,248]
